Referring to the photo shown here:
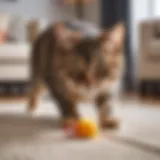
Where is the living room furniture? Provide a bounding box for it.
[0,43,30,96]
[138,20,160,97]
[0,14,48,96]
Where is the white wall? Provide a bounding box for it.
[152,0,160,17]
[0,0,67,21]
[0,0,100,24]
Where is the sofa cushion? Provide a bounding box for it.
[0,31,7,44]
[0,64,30,81]
[0,43,30,61]
[0,43,30,81]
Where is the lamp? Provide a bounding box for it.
[64,0,95,19]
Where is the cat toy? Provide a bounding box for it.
[64,118,99,139]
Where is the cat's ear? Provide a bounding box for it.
[99,31,108,41]
[100,23,125,46]
[109,22,125,48]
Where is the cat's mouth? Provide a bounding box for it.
[72,72,94,88]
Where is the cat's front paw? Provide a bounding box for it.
[27,100,37,113]
[100,117,120,130]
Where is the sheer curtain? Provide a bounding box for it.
[152,0,160,17]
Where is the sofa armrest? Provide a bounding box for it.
[0,43,30,60]
[139,21,153,55]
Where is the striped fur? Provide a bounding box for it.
[28,21,125,128]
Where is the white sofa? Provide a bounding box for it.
[0,43,30,82]
[0,43,31,95]
[0,13,48,95]
[138,20,160,96]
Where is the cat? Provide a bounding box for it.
[28,21,125,129]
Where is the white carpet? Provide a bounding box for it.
[0,99,160,160]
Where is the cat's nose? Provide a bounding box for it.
[85,75,93,88]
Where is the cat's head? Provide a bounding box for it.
[54,22,125,85]
[73,23,125,84]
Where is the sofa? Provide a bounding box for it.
[138,20,160,96]
[0,13,48,96]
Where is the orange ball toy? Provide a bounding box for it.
[64,119,99,139]
[75,119,99,138]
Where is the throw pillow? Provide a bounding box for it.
[0,13,10,44]
[0,31,7,44]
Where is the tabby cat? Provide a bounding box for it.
[28,21,125,129]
